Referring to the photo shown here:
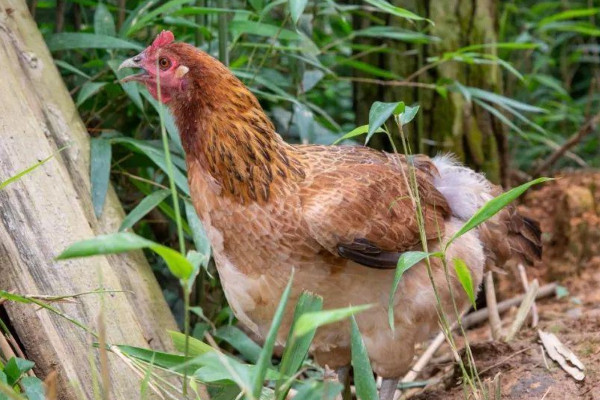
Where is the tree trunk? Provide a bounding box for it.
[0,1,178,398]
[354,0,507,184]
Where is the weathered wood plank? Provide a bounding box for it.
[0,1,178,398]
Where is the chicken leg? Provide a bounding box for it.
[379,377,399,400]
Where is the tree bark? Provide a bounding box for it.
[354,0,507,184]
[0,1,178,398]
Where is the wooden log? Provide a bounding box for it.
[0,1,178,398]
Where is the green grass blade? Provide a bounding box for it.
[56,232,193,280]
[289,0,308,25]
[388,251,430,331]
[251,271,295,399]
[453,258,476,308]
[275,292,323,400]
[351,316,378,400]
[94,3,116,36]
[119,190,170,231]
[169,330,213,357]
[293,304,373,338]
[90,138,112,217]
[447,177,551,247]
[46,33,142,51]
[215,326,263,363]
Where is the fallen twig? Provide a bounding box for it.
[532,111,600,177]
[400,283,557,386]
[485,272,503,340]
[517,264,538,327]
[505,280,539,342]
[539,330,585,381]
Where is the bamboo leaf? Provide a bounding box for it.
[399,105,420,126]
[453,258,475,308]
[251,272,295,398]
[289,0,308,25]
[388,251,430,330]
[119,190,170,231]
[230,20,302,41]
[448,177,551,246]
[539,7,600,26]
[169,330,214,357]
[293,304,373,338]
[351,316,378,400]
[364,0,432,24]
[47,33,142,51]
[215,326,262,364]
[367,101,404,143]
[90,138,111,217]
[94,3,116,36]
[77,82,107,106]
[21,377,45,400]
[56,232,193,280]
[276,292,323,400]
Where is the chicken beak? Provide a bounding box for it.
[118,54,148,83]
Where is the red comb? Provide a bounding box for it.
[151,30,174,49]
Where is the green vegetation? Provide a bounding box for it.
[1,0,597,398]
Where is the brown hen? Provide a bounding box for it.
[120,31,541,399]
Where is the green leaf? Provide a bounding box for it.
[367,101,404,143]
[0,145,68,190]
[119,0,157,36]
[55,60,91,79]
[293,304,373,338]
[119,190,170,231]
[230,20,302,41]
[351,317,378,400]
[215,326,262,364]
[4,358,35,386]
[333,124,380,144]
[399,105,420,126]
[46,33,143,51]
[56,232,193,280]
[292,381,342,400]
[276,292,323,400]
[77,81,107,107]
[94,3,116,36]
[453,258,475,308]
[539,7,600,26]
[289,0,308,25]
[107,59,144,110]
[90,138,111,217]
[125,0,196,35]
[464,87,546,114]
[364,0,432,24]
[112,137,189,195]
[116,344,202,373]
[169,330,213,357]
[184,201,211,269]
[354,26,437,44]
[251,272,294,398]
[388,251,431,330]
[336,57,400,80]
[447,177,551,247]
[21,377,45,400]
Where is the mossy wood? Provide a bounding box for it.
[353,0,506,184]
[0,1,177,398]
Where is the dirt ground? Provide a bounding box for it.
[407,172,600,399]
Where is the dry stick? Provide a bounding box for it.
[0,332,15,363]
[532,111,600,177]
[401,283,557,384]
[505,280,539,342]
[517,264,538,327]
[485,272,503,340]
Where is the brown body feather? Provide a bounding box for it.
[140,41,540,378]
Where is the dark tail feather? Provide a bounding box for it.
[479,207,542,270]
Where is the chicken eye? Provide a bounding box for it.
[159,57,171,70]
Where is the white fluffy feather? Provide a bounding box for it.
[431,154,494,221]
